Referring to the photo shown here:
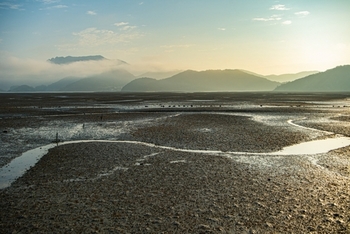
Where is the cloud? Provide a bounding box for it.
[0,53,129,89]
[87,10,97,15]
[121,25,137,31]
[218,28,226,31]
[114,22,137,31]
[40,4,68,10]
[72,28,126,46]
[0,53,183,89]
[282,20,292,25]
[57,27,142,51]
[161,44,193,53]
[295,11,310,16]
[0,2,23,10]
[50,4,67,9]
[270,4,290,11]
[37,0,61,4]
[114,22,129,27]
[139,2,144,5]
[252,15,282,21]
[161,44,193,49]
[130,55,184,74]
[253,17,281,22]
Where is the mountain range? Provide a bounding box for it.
[122,69,279,92]
[266,71,319,83]
[137,71,183,79]
[8,70,136,92]
[62,70,135,92]
[2,55,349,93]
[275,65,350,92]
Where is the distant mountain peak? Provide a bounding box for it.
[122,69,280,92]
[274,65,350,92]
[266,71,319,83]
[136,70,183,79]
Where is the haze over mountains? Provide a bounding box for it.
[137,71,183,79]
[62,70,135,92]
[275,65,350,92]
[6,56,134,92]
[2,55,349,93]
[122,70,279,92]
[47,55,128,66]
[266,71,320,83]
[8,70,136,92]
[238,70,320,83]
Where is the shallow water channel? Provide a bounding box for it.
[1,136,350,189]
[1,117,350,189]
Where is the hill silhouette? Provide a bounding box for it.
[274,65,350,92]
[122,69,280,92]
[267,71,319,83]
[62,70,136,91]
[9,85,35,92]
[238,70,319,83]
[136,71,182,79]
[46,77,82,91]
[4,70,135,92]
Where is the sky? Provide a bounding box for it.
[0,0,350,88]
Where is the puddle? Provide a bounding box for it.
[270,137,350,155]
[0,143,56,189]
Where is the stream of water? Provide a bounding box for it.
[1,118,349,189]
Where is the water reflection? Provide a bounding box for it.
[1,135,350,189]
[0,144,56,189]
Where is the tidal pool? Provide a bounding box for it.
[271,137,350,155]
[0,143,56,189]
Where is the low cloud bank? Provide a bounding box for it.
[0,53,182,90]
[0,54,129,90]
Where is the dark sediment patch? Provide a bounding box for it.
[301,121,350,137]
[1,142,349,233]
[1,92,350,233]
[131,113,310,152]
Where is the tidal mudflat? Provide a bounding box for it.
[0,92,350,233]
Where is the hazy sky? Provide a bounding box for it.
[1,0,350,82]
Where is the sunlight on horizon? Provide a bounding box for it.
[0,0,349,89]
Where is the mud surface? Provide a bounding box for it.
[1,92,350,233]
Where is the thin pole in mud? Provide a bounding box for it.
[56,132,58,146]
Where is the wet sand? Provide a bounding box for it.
[0,92,350,233]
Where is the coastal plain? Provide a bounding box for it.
[0,92,350,233]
